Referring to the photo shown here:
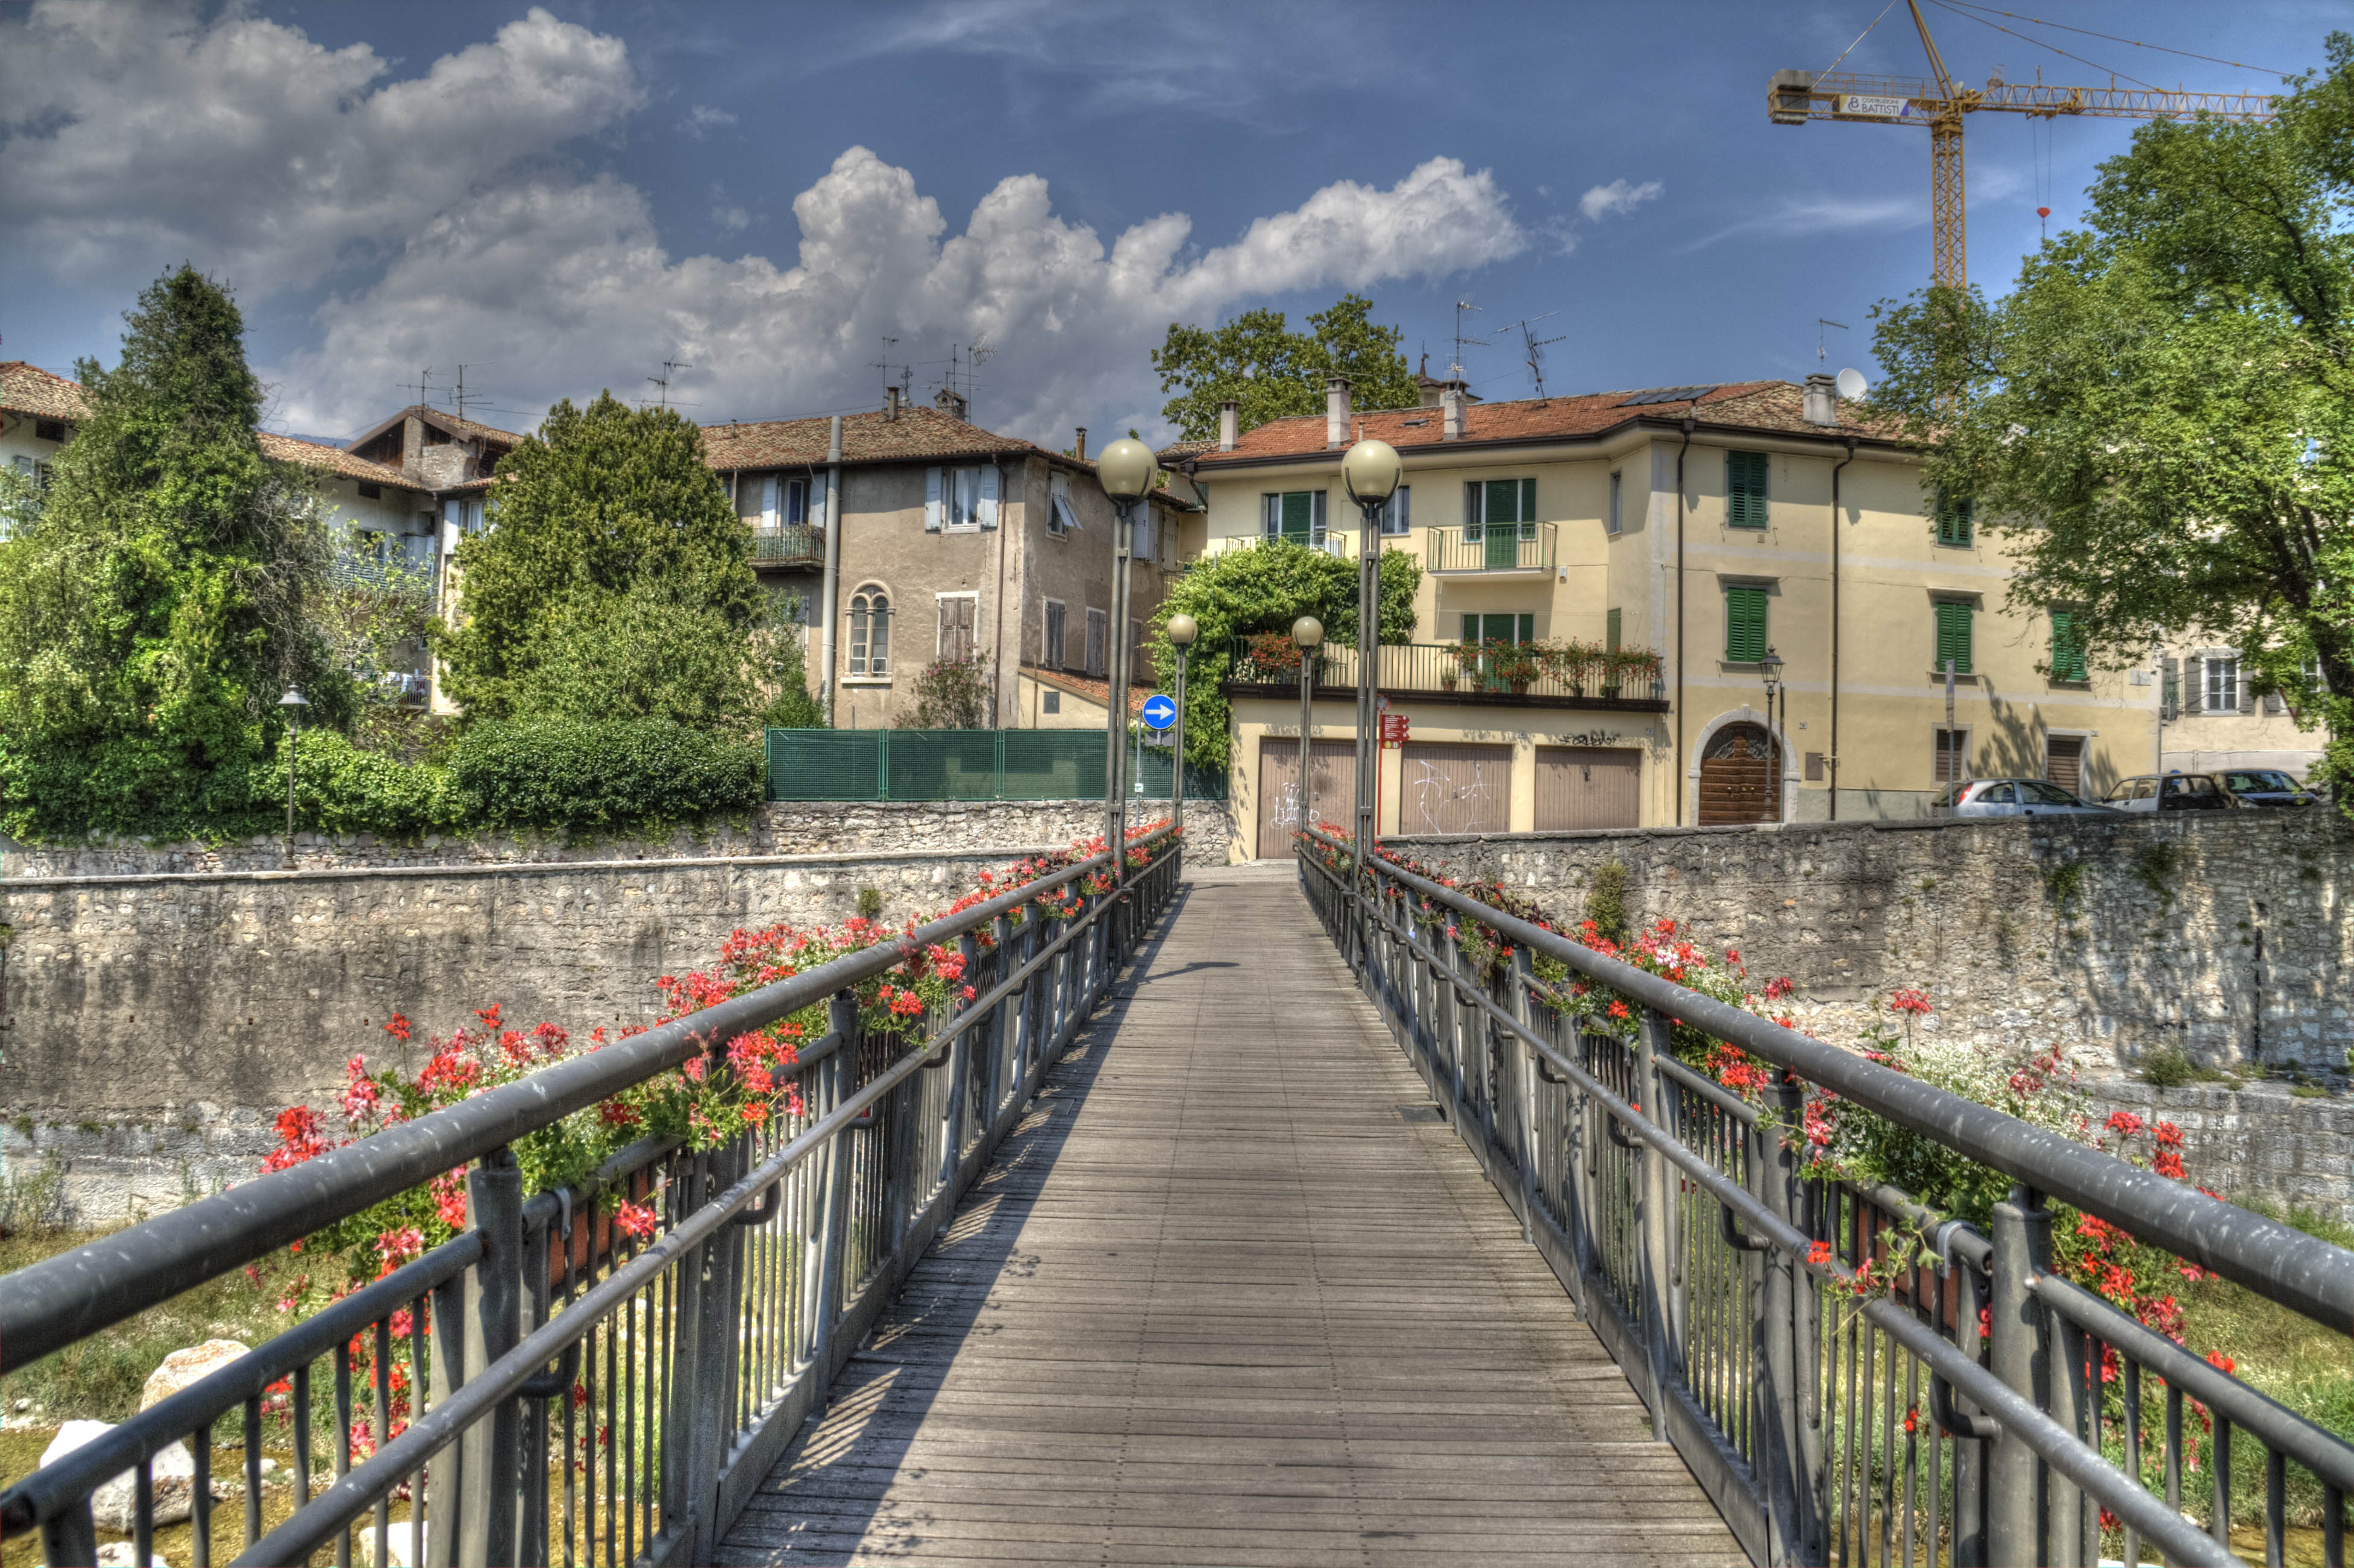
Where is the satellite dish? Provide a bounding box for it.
[1835,367,1868,401]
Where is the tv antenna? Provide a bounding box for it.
[870,336,899,389]
[1448,299,1484,382]
[453,364,476,424]
[646,360,692,410]
[403,368,436,407]
[1816,318,1850,361]
[1498,314,1564,400]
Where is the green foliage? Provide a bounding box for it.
[908,654,993,729]
[2042,860,2086,912]
[1152,293,1419,441]
[0,265,349,842]
[2141,1046,2198,1089]
[447,718,760,832]
[1584,861,1630,946]
[436,392,763,727]
[1868,36,2354,809]
[1142,540,1420,773]
[266,729,464,836]
[2134,838,2183,908]
[755,591,824,730]
[856,886,884,921]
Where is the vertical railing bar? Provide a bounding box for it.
[2265,1446,2285,1568]
[134,1457,154,1568]
[334,1344,352,1568]
[2124,1356,2144,1568]
[192,1416,213,1568]
[2214,1415,2233,1552]
[374,1316,392,1568]
[243,1390,263,1549]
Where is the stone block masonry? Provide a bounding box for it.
[1,800,1229,1225]
[1389,809,2354,1221]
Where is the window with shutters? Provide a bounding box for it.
[1933,600,1974,675]
[2049,609,2088,682]
[1725,451,1769,529]
[1084,608,1107,677]
[1043,600,1067,669]
[1724,584,1768,663]
[849,587,891,678]
[926,465,1000,530]
[1460,613,1536,645]
[1933,726,1970,786]
[1132,509,1154,561]
[1935,488,1975,547]
[2204,654,2241,713]
[1606,606,1622,653]
[1464,478,1538,541]
[1262,491,1326,546]
[937,594,978,661]
[1047,471,1078,535]
[1379,485,1411,536]
[1607,470,1624,536]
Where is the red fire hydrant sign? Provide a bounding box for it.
[1379,713,1409,748]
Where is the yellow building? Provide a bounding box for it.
[1163,375,2156,860]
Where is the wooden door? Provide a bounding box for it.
[1257,739,1358,858]
[1400,742,1513,836]
[1697,724,1778,826]
[1534,747,1640,830]
[2045,735,2085,797]
[937,595,976,660]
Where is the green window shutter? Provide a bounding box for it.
[1935,601,1974,674]
[1280,491,1312,544]
[1516,613,1535,642]
[2051,610,2087,681]
[1936,488,1975,546]
[1462,612,1480,644]
[1484,478,1521,527]
[1726,451,1769,528]
[1519,477,1537,538]
[1725,586,1767,662]
[1606,607,1622,652]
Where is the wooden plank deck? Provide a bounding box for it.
[718,860,1747,1567]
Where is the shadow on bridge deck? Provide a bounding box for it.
[718,860,1745,1567]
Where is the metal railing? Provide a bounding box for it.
[749,525,824,567]
[1298,827,2354,1568]
[1427,521,1557,573]
[0,827,1185,1568]
[1224,637,1668,710]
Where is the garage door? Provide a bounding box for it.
[2045,735,2085,797]
[1535,747,1640,830]
[1400,742,1513,836]
[1256,738,1358,859]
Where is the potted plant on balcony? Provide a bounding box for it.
[1444,639,1489,693]
[1490,639,1543,696]
[1604,647,1662,700]
[1540,638,1599,697]
[1243,630,1302,683]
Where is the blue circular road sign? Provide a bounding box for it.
[1141,694,1178,731]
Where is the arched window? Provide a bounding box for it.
[850,587,891,676]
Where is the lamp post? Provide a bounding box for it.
[1167,613,1198,839]
[278,687,308,863]
[1096,438,1158,885]
[1759,645,1785,821]
[1340,440,1401,912]
[1292,615,1323,855]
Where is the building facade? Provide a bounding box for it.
[1170,374,2160,858]
[2155,644,2327,781]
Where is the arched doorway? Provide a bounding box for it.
[1698,723,1780,826]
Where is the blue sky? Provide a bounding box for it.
[0,0,2333,447]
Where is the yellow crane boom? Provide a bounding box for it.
[1767,1,2278,289]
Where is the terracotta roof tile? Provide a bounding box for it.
[256,431,415,488]
[702,404,1074,472]
[0,362,91,422]
[1187,380,1902,467]
[1022,662,1150,714]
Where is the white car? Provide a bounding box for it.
[2100,774,2233,814]
[1934,778,2118,817]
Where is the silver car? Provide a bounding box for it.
[1934,778,2118,817]
[2100,773,2233,813]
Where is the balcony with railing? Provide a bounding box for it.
[750,524,825,568]
[1222,634,1667,710]
[1426,521,1555,575]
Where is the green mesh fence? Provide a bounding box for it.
[764,729,1225,801]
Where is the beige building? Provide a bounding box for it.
[2152,645,2327,781]
[1166,374,2159,859]
[705,392,1190,729]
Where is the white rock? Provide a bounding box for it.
[140,1340,250,1411]
[354,1525,419,1567]
[37,1419,197,1531]
[95,1543,171,1567]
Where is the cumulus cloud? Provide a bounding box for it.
[1578,178,1663,221]
[0,1,642,298]
[1,2,1524,445]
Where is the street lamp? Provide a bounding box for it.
[1340,439,1401,927]
[1097,439,1157,882]
[278,687,308,862]
[1292,615,1323,855]
[1167,613,1198,839]
[1758,645,1785,816]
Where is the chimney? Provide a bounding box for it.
[935,386,968,422]
[884,385,902,422]
[1803,372,1838,427]
[1441,386,1464,441]
[1074,427,1087,461]
[1325,376,1352,449]
[1218,400,1238,452]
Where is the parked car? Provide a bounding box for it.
[1933,779,2118,817]
[2100,773,2233,812]
[2212,768,2323,809]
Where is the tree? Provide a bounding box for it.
[1140,540,1420,774]
[436,393,765,729]
[908,654,993,729]
[0,265,346,841]
[1152,293,1419,441]
[753,591,826,730]
[1870,35,2354,804]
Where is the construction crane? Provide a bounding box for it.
[1768,0,2278,289]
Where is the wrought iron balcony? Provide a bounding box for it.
[1222,635,1666,710]
[1426,522,1556,574]
[750,525,825,568]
